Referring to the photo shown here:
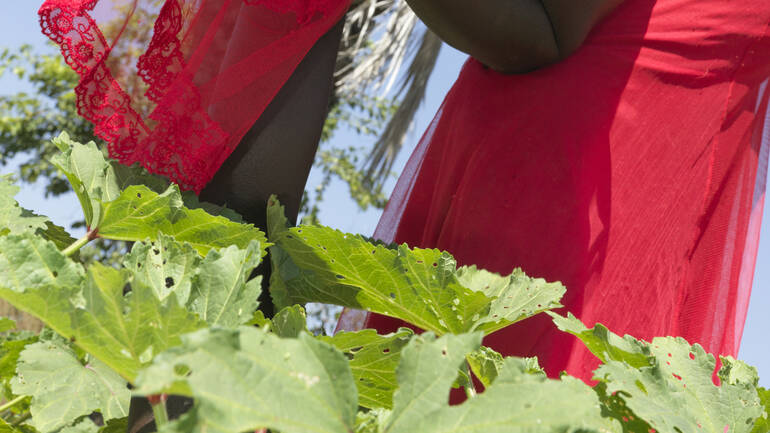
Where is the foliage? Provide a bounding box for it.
[0,137,765,433]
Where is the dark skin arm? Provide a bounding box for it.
[405,0,624,73]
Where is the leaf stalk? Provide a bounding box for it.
[462,361,476,399]
[62,228,98,257]
[0,396,25,413]
[149,394,169,428]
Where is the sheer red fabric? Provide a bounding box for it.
[39,0,349,193]
[338,0,770,382]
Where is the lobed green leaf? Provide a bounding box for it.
[267,198,564,336]
[11,339,129,432]
[321,328,414,409]
[137,327,358,433]
[187,241,263,327]
[99,185,267,257]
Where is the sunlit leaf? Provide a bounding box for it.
[11,339,129,432]
[136,327,357,433]
[321,328,414,409]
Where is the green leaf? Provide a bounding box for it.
[0,176,48,237]
[0,418,24,433]
[0,318,15,333]
[594,338,763,433]
[124,235,200,304]
[594,382,654,433]
[136,327,358,433]
[320,328,414,409]
[50,133,114,228]
[385,333,482,432]
[356,409,389,433]
[0,335,38,386]
[49,134,167,229]
[456,266,565,335]
[751,387,769,433]
[11,340,129,432]
[406,357,619,433]
[98,185,268,257]
[554,313,764,432]
[466,346,506,388]
[187,242,262,327]
[59,418,99,433]
[272,305,309,338]
[70,264,206,382]
[0,234,84,337]
[267,198,563,336]
[98,417,128,433]
[549,312,650,368]
[39,221,77,252]
[180,191,243,223]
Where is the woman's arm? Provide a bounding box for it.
[405,0,623,73]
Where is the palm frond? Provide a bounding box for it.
[335,0,443,188]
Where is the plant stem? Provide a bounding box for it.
[62,229,97,257]
[0,396,25,413]
[149,395,169,428]
[462,361,476,399]
[10,412,31,426]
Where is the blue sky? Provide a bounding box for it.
[1,1,767,385]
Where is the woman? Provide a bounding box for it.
[341,0,770,384]
[38,1,350,430]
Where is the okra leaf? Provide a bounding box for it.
[456,266,564,335]
[402,357,618,433]
[553,313,763,433]
[0,234,84,337]
[320,328,414,409]
[385,333,482,432]
[123,235,201,305]
[11,339,129,432]
[271,305,309,338]
[187,241,262,327]
[98,185,267,257]
[751,387,769,433]
[0,176,48,237]
[267,198,563,336]
[70,264,206,382]
[136,327,358,433]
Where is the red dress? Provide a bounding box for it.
[340,0,770,381]
[38,0,349,193]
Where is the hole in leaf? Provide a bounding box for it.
[165,277,175,288]
[383,349,390,354]
[441,350,447,356]
[689,352,695,360]
[137,193,142,198]
[389,293,396,299]
[52,271,58,278]
[153,248,160,255]
[432,263,438,267]
[335,274,344,280]
[672,373,683,381]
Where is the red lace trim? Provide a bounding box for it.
[38,0,340,193]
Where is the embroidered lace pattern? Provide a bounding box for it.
[38,0,343,192]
